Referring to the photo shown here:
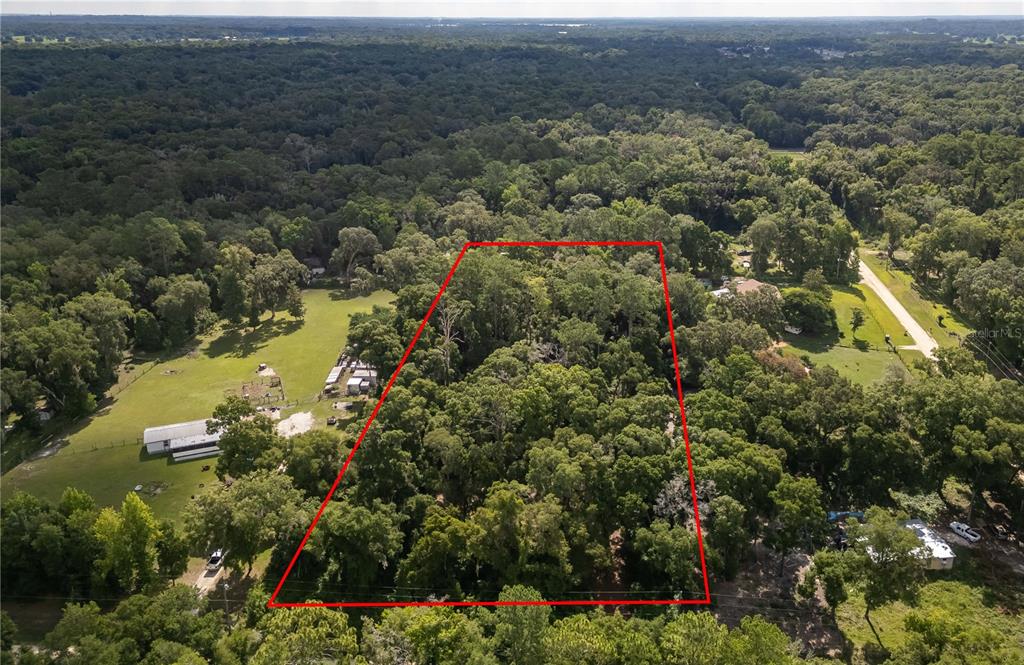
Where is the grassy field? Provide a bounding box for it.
[769,148,809,163]
[1,289,393,520]
[858,249,973,348]
[837,578,1024,662]
[836,539,1024,663]
[782,284,915,384]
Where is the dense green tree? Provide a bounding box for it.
[252,606,358,665]
[494,585,550,665]
[707,495,748,578]
[667,272,711,327]
[781,288,837,335]
[469,482,571,594]
[397,506,480,591]
[312,499,406,590]
[284,430,346,498]
[214,415,283,480]
[62,291,134,383]
[554,317,603,366]
[154,520,189,580]
[183,471,308,574]
[768,475,827,574]
[245,250,308,321]
[331,227,382,282]
[153,275,212,346]
[214,243,254,324]
[634,520,703,593]
[849,507,926,644]
[746,217,780,276]
[1,611,16,652]
[348,307,405,382]
[798,549,854,618]
[92,493,161,592]
[364,606,497,665]
[2,311,100,415]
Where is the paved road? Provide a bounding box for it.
[858,259,938,359]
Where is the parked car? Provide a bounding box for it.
[206,548,226,571]
[986,523,1010,541]
[949,521,981,543]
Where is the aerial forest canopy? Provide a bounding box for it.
[1,15,1023,665]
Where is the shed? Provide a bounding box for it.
[346,377,364,396]
[352,369,378,387]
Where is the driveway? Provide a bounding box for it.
[193,565,224,596]
[858,259,938,359]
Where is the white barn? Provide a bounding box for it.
[143,419,223,462]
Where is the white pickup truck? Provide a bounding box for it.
[949,522,981,543]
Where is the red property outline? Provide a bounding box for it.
[268,240,711,608]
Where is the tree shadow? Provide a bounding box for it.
[204,319,302,359]
[834,284,868,301]
[328,287,362,302]
[941,544,1024,612]
[783,328,840,354]
[863,641,891,664]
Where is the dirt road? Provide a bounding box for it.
[193,565,224,595]
[858,259,938,359]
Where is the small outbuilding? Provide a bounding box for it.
[346,376,364,396]
[352,368,378,388]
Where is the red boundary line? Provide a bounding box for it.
[267,240,711,608]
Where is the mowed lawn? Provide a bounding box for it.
[2,289,393,520]
[782,284,917,384]
[859,249,973,348]
[769,148,809,164]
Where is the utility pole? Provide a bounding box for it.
[222,582,231,625]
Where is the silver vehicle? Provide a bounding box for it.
[949,522,981,543]
[206,548,226,571]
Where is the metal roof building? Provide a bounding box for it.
[904,519,956,570]
[325,366,344,386]
[143,419,222,461]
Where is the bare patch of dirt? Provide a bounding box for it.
[713,542,849,659]
[276,411,314,437]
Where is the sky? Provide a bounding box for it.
[3,0,1022,18]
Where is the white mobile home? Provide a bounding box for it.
[904,519,956,570]
[324,366,344,386]
[143,419,222,462]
